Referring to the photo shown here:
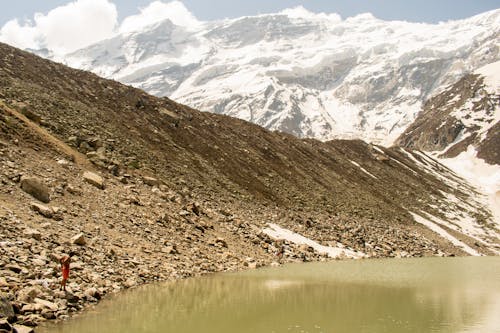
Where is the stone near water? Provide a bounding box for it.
[20,177,50,203]
[84,288,100,300]
[34,298,58,312]
[12,324,34,333]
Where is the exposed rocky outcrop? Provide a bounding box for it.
[395,73,499,164]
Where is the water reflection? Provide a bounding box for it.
[41,257,500,333]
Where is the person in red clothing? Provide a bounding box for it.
[59,251,75,291]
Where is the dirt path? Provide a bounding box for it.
[0,101,93,169]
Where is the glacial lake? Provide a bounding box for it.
[40,257,500,333]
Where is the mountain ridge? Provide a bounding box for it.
[54,8,500,145]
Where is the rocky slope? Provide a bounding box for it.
[0,42,498,330]
[396,61,499,165]
[58,7,500,145]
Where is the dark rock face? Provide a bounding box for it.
[477,122,500,164]
[395,74,499,164]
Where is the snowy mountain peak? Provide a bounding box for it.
[60,8,500,145]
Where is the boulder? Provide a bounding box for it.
[20,177,50,203]
[30,203,53,218]
[71,233,86,246]
[82,171,104,189]
[12,324,34,333]
[34,298,58,311]
[84,288,100,300]
[17,287,41,303]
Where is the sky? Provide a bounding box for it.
[0,0,498,55]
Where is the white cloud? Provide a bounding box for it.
[281,6,342,22]
[0,0,118,55]
[119,1,201,34]
[0,0,202,55]
[0,19,41,50]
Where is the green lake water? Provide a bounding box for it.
[40,257,500,333]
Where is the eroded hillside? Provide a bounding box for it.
[0,42,498,328]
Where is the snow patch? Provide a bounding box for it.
[349,160,378,179]
[437,146,500,225]
[262,223,364,259]
[410,212,481,256]
[476,60,500,94]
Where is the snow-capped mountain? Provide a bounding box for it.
[62,7,500,145]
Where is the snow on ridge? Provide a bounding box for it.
[410,212,481,256]
[56,7,500,146]
[263,223,364,259]
[476,60,500,95]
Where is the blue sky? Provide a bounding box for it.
[1,0,499,26]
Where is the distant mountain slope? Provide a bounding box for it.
[58,8,500,145]
[396,61,499,165]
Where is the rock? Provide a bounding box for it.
[5,265,22,274]
[71,233,86,246]
[17,287,41,303]
[17,314,45,327]
[143,176,160,187]
[20,303,43,313]
[163,245,178,255]
[84,288,100,300]
[12,324,34,333]
[123,278,137,289]
[30,202,53,218]
[0,293,15,321]
[66,185,81,195]
[298,244,314,253]
[0,318,12,332]
[79,141,92,153]
[215,238,228,248]
[190,202,201,216]
[82,171,104,189]
[20,176,50,203]
[23,228,41,241]
[34,298,58,311]
[56,159,70,167]
[247,262,258,269]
